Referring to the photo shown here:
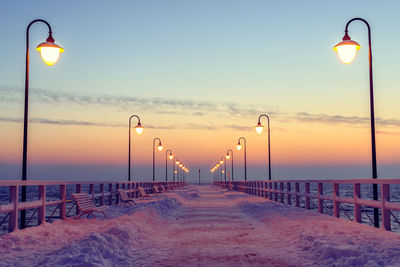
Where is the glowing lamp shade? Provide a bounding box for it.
[157,144,163,151]
[255,122,264,134]
[36,42,64,66]
[179,164,183,167]
[236,144,242,150]
[220,160,224,165]
[176,161,180,165]
[216,164,220,167]
[226,154,230,159]
[135,123,144,135]
[169,155,173,160]
[333,39,360,64]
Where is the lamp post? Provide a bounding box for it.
[226,149,234,181]
[152,138,163,181]
[165,150,173,182]
[333,18,379,228]
[21,19,64,229]
[220,156,226,182]
[236,137,247,180]
[128,115,143,181]
[255,114,272,180]
[174,157,179,182]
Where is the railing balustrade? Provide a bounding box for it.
[0,180,185,233]
[215,179,400,232]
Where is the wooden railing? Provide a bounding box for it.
[214,179,400,232]
[0,180,185,233]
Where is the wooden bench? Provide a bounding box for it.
[138,187,152,200]
[117,189,136,206]
[71,193,108,218]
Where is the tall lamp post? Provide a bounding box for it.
[236,137,247,180]
[21,19,64,229]
[333,17,379,228]
[128,115,143,181]
[220,157,226,182]
[255,114,272,180]
[174,157,179,182]
[165,150,173,182]
[226,149,234,181]
[152,138,163,181]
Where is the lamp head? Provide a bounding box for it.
[333,33,360,64]
[226,154,230,159]
[179,164,183,167]
[169,154,174,160]
[176,161,180,165]
[216,163,220,167]
[255,121,264,134]
[134,122,144,135]
[36,34,64,66]
[220,160,224,165]
[236,143,242,150]
[157,143,163,151]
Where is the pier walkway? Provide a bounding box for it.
[1,185,400,266]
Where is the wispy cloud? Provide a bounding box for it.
[2,85,400,130]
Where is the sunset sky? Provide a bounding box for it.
[1,0,400,182]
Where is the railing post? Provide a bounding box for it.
[317,183,323,214]
[108,183,113,205]
[38,185,46,225]
[305,183,310,210]
[295,183,300,207]
[287,182,291,205]
[381,184,391,231]
[333,183,340,218]
[9,186,18,232]
[353,183,361,223]
[269,182,272,200]
[115,183,120,205]
[100,183,104,206]
[90,184,94,201]
[280,182,284,203]
[60,184,66,219]
[76,184,81,215]
[274,182,278,201]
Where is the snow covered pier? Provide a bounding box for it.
[1,185,400,266]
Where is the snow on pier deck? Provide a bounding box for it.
[1,185,400,266]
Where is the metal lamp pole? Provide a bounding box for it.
[128,115,143,181]
[21,19,64,229]
[334,18,378,228]
[237,137,247,180]
[226,149,234,181]
[152,138,163,181]
[255,114,272,180]
[165,149,173,182]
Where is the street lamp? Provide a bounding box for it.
[174,157,179,182]
[21,19,64,229]
[226,149,234,181]
[165,150,173,182]
[236,137,247,180]
[152,138,163,181]
[220,156,226,182]
[333,18,379,228]
[255,114,272,180]
[128,115,143,181]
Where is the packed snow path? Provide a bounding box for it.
[1,185,400,266]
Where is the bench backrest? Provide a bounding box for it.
[138,187,147,197]
[117,189,131,201]
[160,185,166,191]
[71,193,96,212]
[153,185,160,193]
